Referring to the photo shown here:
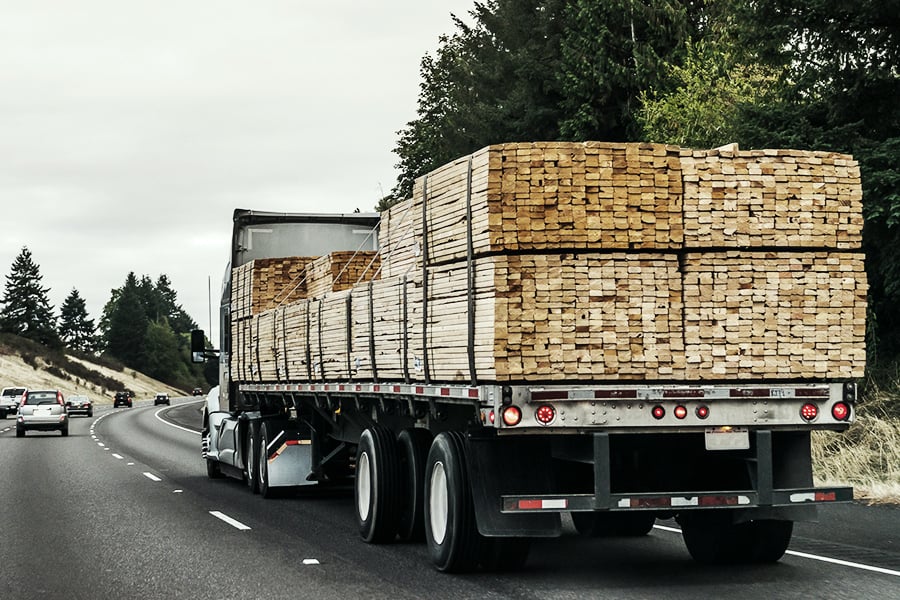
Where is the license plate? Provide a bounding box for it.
[705,427,749,450]
[35,408,52,416]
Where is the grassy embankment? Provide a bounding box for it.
[812,373,900,504]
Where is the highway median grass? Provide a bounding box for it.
[813,377,900,504]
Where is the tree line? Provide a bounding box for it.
[387,0,900,377]
[0,246,206,391]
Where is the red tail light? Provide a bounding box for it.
[696,405,710,419]
[831,402,851,421]
[674,405,688,420]
[800,403,819,421]
[502,405,522,426]
[534,404,556,425]
[57,392,65,406]
[651,405,665,419]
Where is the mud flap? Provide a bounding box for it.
[466,435,561,538]
[265,421,317,487]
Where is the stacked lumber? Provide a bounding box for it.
[379,142,683,277]
[231,257,315,319]
[682,252,867,379]
[231,141,867,385]
[348,278,424,381]
[424,253,685,381]
[305,251,381,299]
[681,147,863,248]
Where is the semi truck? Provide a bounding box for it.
[194,143,864,572]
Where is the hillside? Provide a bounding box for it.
[0,349,185,405]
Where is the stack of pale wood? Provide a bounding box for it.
[230,257,314,319]
[231,141,867,384]
[305,251,380,299]
[680,146,864,248]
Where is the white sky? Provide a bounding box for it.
[0,1,473,344]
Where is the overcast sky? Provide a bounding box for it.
[0,1,474,344]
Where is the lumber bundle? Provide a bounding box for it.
[681,147,864,248]
[305,251,381,299]
[424,253,685,381]
[230,257,315,319]
[379,142,684,277]
[231,141,867,385]
[682,252,867,379]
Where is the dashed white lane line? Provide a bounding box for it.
[143,472,162,482]
[112,454,124,460]
[652,524,900,577]
[210,511,251,531]
[302,559,320,565]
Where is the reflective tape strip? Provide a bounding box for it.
[791,492,816,503]
[518,498,568,510]
[672,497,699,507]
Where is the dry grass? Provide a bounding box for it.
[812,383,900,504]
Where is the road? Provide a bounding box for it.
[0,398,898,599]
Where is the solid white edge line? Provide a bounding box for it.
[154,400,203,436]
[785,550,900,577]
[209,511,251,531]
[143,472,162,482]
[652,524,900,577]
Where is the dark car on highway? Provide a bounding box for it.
[16,389,68,437]
[192,387,203,396]
[66,394,94,417]
[154,393,170,406]
[113,391,133,408]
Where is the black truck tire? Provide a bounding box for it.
[396,427,433,542]
[258,422,276,498]
[681,514,793,564]
[355,426,401,543]
[424,431,484,573]
[244,421,260,494]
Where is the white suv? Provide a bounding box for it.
[0,387,26,419]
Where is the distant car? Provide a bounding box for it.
[192,387,204,396]
[17,389,68,437]
[113,391,133,408]
[66,394,94,417]
[154,393,170,406]
[0,386,26,419]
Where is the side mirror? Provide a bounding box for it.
[191,329,213,363]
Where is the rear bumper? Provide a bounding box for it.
[19,417,67,431]
[502,486,854,513]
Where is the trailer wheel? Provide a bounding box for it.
[424,431,484,573]
[680,514,793,564]
[244,421,260,494]
[258,422,277,498]
[355,426,401,543]
[396,428,433,542]
[572,512,655,537]
[744,519,793,563]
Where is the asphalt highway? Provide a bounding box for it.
[0,398,897,599]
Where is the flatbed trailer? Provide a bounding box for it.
[196,143,866,571]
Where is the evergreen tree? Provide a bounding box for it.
[391,0,569,203]
[58,288,97,352]
[557,0,705,140]
[142,319,186,381]
[154,274,197,335]
[103,272,149,368]
[0,247,61,348]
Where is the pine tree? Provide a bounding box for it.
[58,288,97,353]
[0,247,61,348]
[103,272,149,368]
